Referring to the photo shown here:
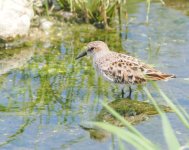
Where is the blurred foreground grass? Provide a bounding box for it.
[92,83,189,150]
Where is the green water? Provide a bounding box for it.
[0,1,189,149]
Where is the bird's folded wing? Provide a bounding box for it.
[101,53,175,84]
[101,55,146,84]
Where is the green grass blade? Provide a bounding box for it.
[144,87,180,150]
[152,83,189,128]
[146,0,151,23]
[118,137,126,150]
[92,122,157,150]
[101,102,156,148]
[44,0,49,16]
[159,0,165,5]
[177,105,189,121]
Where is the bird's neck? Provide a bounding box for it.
[93,50,111,61]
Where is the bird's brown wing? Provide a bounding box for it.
[101,53,175,84]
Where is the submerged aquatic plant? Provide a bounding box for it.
[92,83,189,150]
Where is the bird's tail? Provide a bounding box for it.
[146,73,176,81]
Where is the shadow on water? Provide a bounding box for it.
[0,0,189,149]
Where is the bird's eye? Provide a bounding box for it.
[89,47,95,51]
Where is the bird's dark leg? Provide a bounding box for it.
[127,86,132,99]
[121,88,125,98]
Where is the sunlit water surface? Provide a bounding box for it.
[0,1,189,150]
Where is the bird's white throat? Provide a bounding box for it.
[93,49,110,61]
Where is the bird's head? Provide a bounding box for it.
[75,41,109,59]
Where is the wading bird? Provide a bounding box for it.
[76,41,175,98]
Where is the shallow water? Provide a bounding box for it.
[0,1,189,150]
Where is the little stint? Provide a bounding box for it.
[76,41,176,98]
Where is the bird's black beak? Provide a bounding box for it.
[75,51,87,60]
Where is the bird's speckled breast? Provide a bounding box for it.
[92,52,118,82]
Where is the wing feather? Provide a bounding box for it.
[95,52,175,84]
